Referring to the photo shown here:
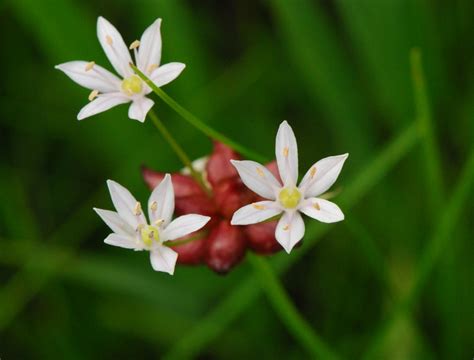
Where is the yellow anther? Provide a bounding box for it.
[134,202,142,216]
[310,167,317,179]
[136,223,145,231]
[154,218,164,226]
[313,202,321,210]
[253,203,265,210]
[283,224,290,231]
[283,147,289,157]
[150,201,158,211]
[88,90,99,101]
[85,61,95,71]
[105,35,113,45]
[256,167,265,178]
[129,40,140,49]
[147,64,158,74]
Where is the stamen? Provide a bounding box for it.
[136,223,145,231]
[283,224,290,231]
[283,147,289,157]
[105,35,113,45]
[85,61,95,71]
[256,167,265,178]
[154,218,164,226]
[253,204,265,210]
[150,201,158,211]
[147,64,158,74]
[310,167,317,179]
[313,202,321,210]
[134,202,142,216]
[88,90,99,101]
[129,40,140,49]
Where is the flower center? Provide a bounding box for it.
[278,187,301,209]
[121,75,143,95]
[140,225,160,247]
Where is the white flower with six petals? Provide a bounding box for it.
[55,17,185,122]
[94,174,210,274]
[230,121,348,253]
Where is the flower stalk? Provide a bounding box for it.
[130,63,267,163]
[148,109,210,195]
[249,254,340,360]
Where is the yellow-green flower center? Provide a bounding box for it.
[140,225,160,247]
[278,187,301,209]
[121,75,143,95]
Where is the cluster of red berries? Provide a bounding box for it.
[142,142,285,273]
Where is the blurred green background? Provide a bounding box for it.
[1,0,473,358]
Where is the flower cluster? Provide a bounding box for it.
[142,141,284,273]
[56,17,348,275]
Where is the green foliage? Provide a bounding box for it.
[1,0,473,359]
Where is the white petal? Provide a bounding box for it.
[97,16,133,77]
[137,18,162,73]
[106,180,146,229]
[77,93,130,120]
[275,121,298,187]
[299,198,344,223]
[231,201,282,225]
[55,61,121,92]
[128,97,154,122]
[93,208,135,237]
[275,211,305,253]
[230,160,281,200]
[149,246,178,274]
[148,174,174,226]
[162,214,210,241]
[299,154,349,197]
[149,62,186,88]
[104,233,138,250]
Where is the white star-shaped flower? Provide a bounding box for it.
[94,174,210,274]
[230,121,348,253]
[55,17,185,122]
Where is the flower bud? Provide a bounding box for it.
[205,220,246,274]
[172,233,208,265]
[244,221,283,254]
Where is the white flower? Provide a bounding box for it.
[230,121,348,253]
[55,17,185,122]
[94,174,210,274]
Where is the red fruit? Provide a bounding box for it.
[245,221,282,254]
[205,220,247,274]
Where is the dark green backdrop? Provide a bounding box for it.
[0,0,473,359]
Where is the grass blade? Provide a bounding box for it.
[362,148,474,360]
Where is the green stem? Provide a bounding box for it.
[249,255,340,360]
[148,109,210,195]
[410,48,444,209]
[131,63,267,163]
